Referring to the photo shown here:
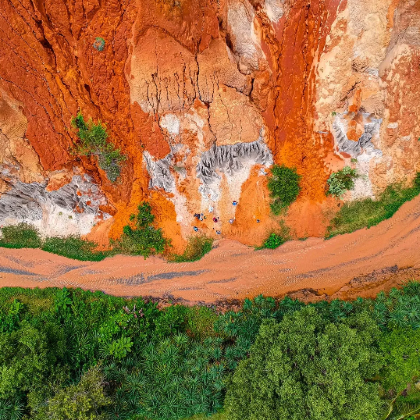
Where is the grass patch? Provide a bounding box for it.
[42,236,112,261]
[0,224,111,261]
[71,113,126,182]
[169,236,214,262]
[326,173,420,238]
[0,223,42,249]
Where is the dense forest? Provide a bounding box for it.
[1,283,420,420]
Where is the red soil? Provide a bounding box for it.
[1,195,419,304]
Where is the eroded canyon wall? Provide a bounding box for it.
[0,0,419,250]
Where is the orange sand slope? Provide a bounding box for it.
[0,196,419,304]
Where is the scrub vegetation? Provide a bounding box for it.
[1,283,420,419]
[268,165,301,215]
[41,236,112,262]
[0,202,170,262]
[257,232,285,249]
[0,224,111,261]
[112,202,170,259]
[168,236,214,262]
[327,172,420,238]
[326,166,359,198]
[0,223,42,249]
[257,220,291,250]
[71,113,126,182]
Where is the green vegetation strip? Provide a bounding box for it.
[0,224,112,262]
[327,173,420,238]
[0,203,213,263]
[1,283,420,419]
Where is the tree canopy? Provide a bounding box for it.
[224,307,385,420]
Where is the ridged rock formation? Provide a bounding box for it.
[1,0,419,250]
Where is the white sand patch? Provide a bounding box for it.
[143,148,193,237]
[264,0,284,22]
[225,158,256,200]
[351,145,382,200]
[196,133,273,216]
[183,109,207,149]
[0,174,111,238]
[227,0,265,72]
[160,114,180,136]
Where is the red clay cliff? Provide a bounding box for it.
[1,0,419,251]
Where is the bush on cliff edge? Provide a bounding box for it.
[71,113,126,182]
[112,201,170,259]
[267,165,301,215]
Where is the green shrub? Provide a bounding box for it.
[42,236,112,261]
[0,322,52,400]
[268,165,301,214]
[327,173,420,238]
[185,306,219,341]
[113,201,169,258]
[154,304,190,338]
[326,166,358,197]
[41,365,111,420]
[216,295,281,370]
[224,307,384,420]
[378,328,420,394]
[92,37,105,52]
[169,236,213,262]
[256,220,290,250]
[71,113,126,182]
[0,223,42,249]
[257,232,285,249]
[108,336,133,360]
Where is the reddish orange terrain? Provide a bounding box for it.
[0,196,419,305]
[0,0,420,300]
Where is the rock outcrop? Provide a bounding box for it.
[1,0,419,250]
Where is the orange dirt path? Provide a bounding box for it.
[0,196,419,304]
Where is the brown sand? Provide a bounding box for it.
[0,196,419,304]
